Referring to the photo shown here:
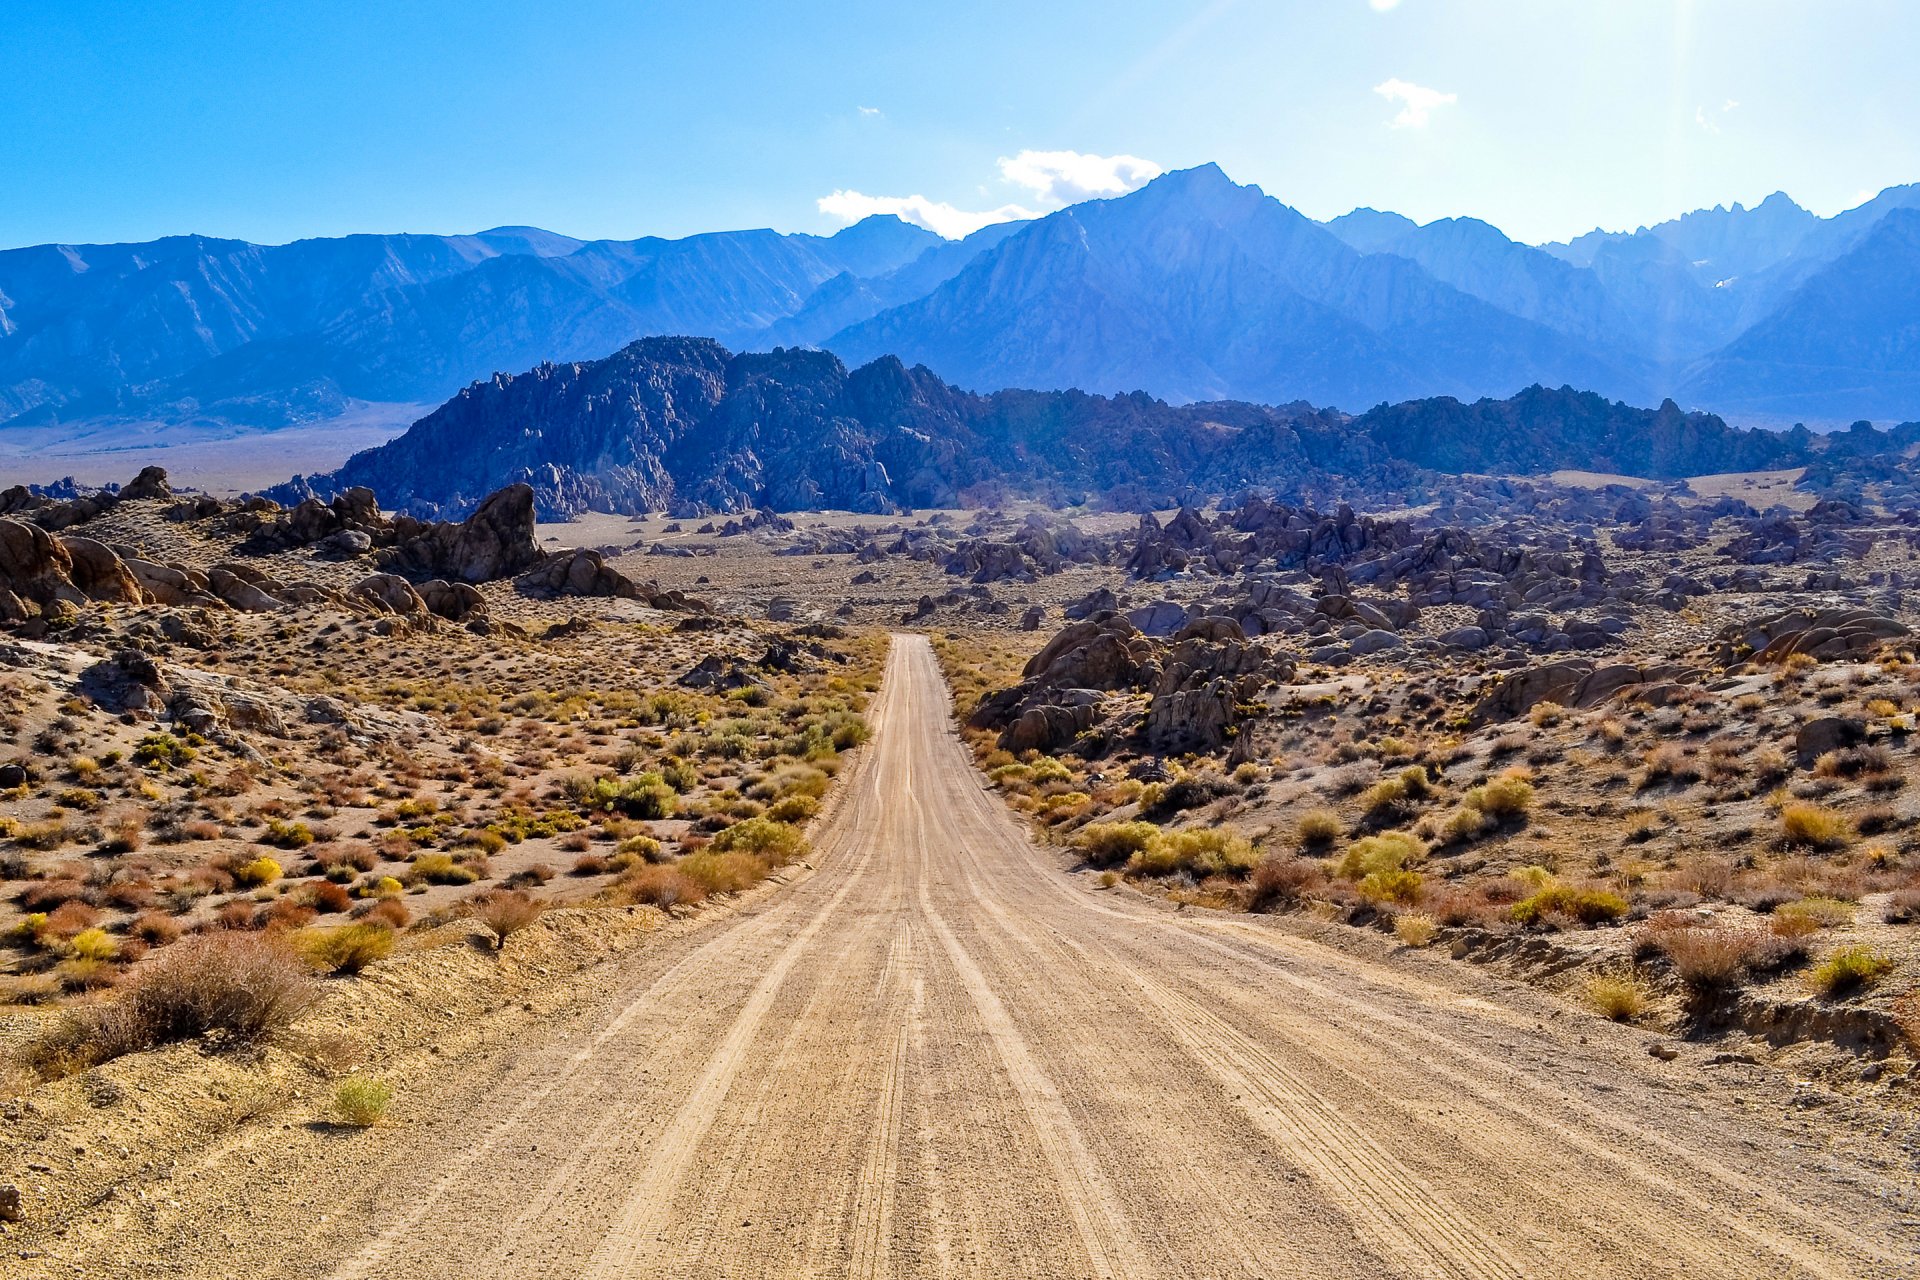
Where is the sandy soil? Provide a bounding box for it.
[0,403,421,493]
[21,636,1917,1278]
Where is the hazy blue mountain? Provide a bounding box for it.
[827,165,1636,410]
[10,167,1920,440]
[1681,208,1920,417]
[0,216,939,426]
[1330,213,1635,354]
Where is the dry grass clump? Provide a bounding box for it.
[617,864,707,912]
[21,933,317,1078]
[1246,855,1323,912]
[301,923,396,975]
[1335,830,1426,881]
[1769,897,1854,937]
[1639,918,1796,993]
[1295,808,1343,848]
[1392,912,1438,947]
[1778,801,1852,851]
[332,1077,394,1127]
[1584,969,1652,1022]
[1463,769,1535,818]
[1807,945,1893,998]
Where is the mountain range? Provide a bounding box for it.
[6,163,1920,450]
[272,336,1833,520]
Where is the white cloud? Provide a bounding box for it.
[1369,0,1402,10]
[1696,99,1737,134]
[817,190,1039,239]
[1374,78,1456,128]
[818,149,1161,239]
[996,149,1163,203]
[857,105,881,117]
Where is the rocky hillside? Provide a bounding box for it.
[268,338,1879,520]
[272,337,1412,518]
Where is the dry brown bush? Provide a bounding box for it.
[470,890,543,950]
[21,932,317,1078]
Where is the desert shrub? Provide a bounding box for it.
[1463,771,1534,818]
[1886,888,1920,924]
[234,856,283,887]
[306,880,354,914]
[1247,855,1322,912]
[130,910,183,946]
[1808,945,1893,997]
[1647,925,1787,992]
[1779,801,1852,850]
[765,795,818,823]
[262,819,314,850]
[1510,884,1629,927]
[1126,827,1258,879]
[1585,970,1652,1022]
[1770,897,1854,937]
[1393,912,1438,947]
[361,898,410,929]
[618,864,707,912]
[1335,831,1426,881]
[677,850,765,895]
[43,899,101,938]
[571,853,612,876]
[1296,809,1343,847]
[22,932,316,1078]
[67,927,118,962]
[469,890,543,950]
[615,834,665,862]
[708,817,808,864]
[301,923,395,975]
[1075,821,1160,868]
[332,1077,393,1126]
[1440,805,1492,842]
[1357,869,1424,906]
[410,853,478,885]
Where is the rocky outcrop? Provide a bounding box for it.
[378,484,545,584]
[1708,606,1910,666]
[972,612,1293,755]
[1472,659,1708,723]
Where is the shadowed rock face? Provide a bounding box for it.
[377,484,547,584]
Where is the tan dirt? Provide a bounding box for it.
[27,635,1918,1278]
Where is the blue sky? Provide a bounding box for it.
[4,1,1915,249]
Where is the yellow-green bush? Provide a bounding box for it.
[1463,771,1534,818]
[301,923,395,975]
[708,816,808,864]
[1808,945,1893,997]
[1509,884,1628,926]
[1335,831,1426,881]
[1075,821,1160,868]
[235,856,284,887]
[1125,827,1258,879]
[1357,869,1424,905]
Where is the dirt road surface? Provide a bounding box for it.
[49,634,1919,1277]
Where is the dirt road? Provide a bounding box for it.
[58,634,1918,1277]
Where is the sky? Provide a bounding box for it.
[3,0,1916,250]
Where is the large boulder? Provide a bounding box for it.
[57,536,144,604]
[351,573,429,616]
[380,484,544,584]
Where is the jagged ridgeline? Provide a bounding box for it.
[271,337,1864,521]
